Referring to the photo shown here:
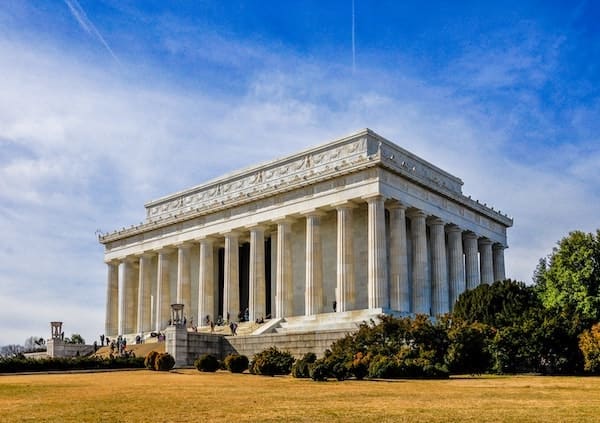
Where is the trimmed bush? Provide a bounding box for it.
[224,354,249,373]
[291,352,317,379]
[249,347,294,376]
[194,354,220,372]
[348,352,370,380]
[0,356,144,373]
[309,360,329,382]
[145,351,160,370]
[155,353,175,371]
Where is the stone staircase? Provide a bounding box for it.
[259,308,386,335]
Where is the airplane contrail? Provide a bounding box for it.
[64,0,120,64]
[352,0,356,73]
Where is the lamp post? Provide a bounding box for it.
[50,321,63,340]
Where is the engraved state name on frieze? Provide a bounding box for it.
[146,137,370,221]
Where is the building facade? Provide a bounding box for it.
[99,129,512,339]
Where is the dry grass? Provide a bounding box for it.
[1,370,600,422]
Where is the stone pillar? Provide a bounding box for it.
[463,232,480,290]
[305,212,325,315]
[105,260,119,337]
[429,218,449,315]
[275,219,293,318]
[155,249,172,332]
[366,195,389,309]
[119,258,138,335]
[223,232,240,322]
[479,238,494,284]
[336,203,356,312]
[248,226,266,322]
[408,210,429,314]
[137,253,153,334]
[388,203,409,312]
[198,238,215,327]
[447,225,466,308]
[493,244,506,282]
[176,244,192,320]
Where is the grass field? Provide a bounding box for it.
[1,370,600,422]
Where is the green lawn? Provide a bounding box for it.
[1,370,599,422]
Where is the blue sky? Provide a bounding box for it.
[0,1,598,346]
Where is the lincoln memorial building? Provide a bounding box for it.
[99,129,512,340]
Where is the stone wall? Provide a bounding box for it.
[166,328,349,367]
[46,339,95,358]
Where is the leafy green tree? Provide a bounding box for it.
[535,230,600,329]
[453,279,538,328]
[68,334,85,344]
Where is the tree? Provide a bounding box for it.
[535,230,600,330]
[453,279,538,328]
[24,336,46,352]
[68,334,85,344]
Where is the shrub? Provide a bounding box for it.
[224,354,249,373]
[249,347,294,376]
[194,354,220,372]
[145,351,160,370]
[368,354,399,379]
[309,360,329,382]
[155,353,175,371]
[580,323,600,373]
[291,352,317,379]
[348,352,370,380]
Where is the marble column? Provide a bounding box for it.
[429,218,449,315]
[119,258,138,335]
[479,238,494,284]
[176,244,192,320]
[155,248,172,332]
[447,225,466,307]
[463,232,480,290]
[275,219,294,318]
[366,195,389,309]
[305,212,325,316]
[198,238,215,327]
[105,260,119,337]
[493,244,506,282]
[336,203,356,312]
[223,232,240,322]
[408,210,429,314]
[389,203,409,312]
[248,226,266,322]
[136,253,153,334]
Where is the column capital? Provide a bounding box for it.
[445,223,462,233]
[362,193,385,203]
[463,231,478,241]
[273,217,296,225]
[219,230,241,238]
[301,209,327,218]
[427,216,445,226]
[104,258,121,265]
[173,241,193,249]
[478,238,493,247]
[406,208,427,219]
[195,235,217,243]
[492,243,506,251]
[153,246,175,254]
[385,199,407,210]
[245,223,268,232]
[331,200,358,210]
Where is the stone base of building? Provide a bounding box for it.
[166,308,402,367]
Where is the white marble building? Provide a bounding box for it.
[99,129,512,339]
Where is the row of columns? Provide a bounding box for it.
[105,195,507,337]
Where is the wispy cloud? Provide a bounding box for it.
[63,0,120,64]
